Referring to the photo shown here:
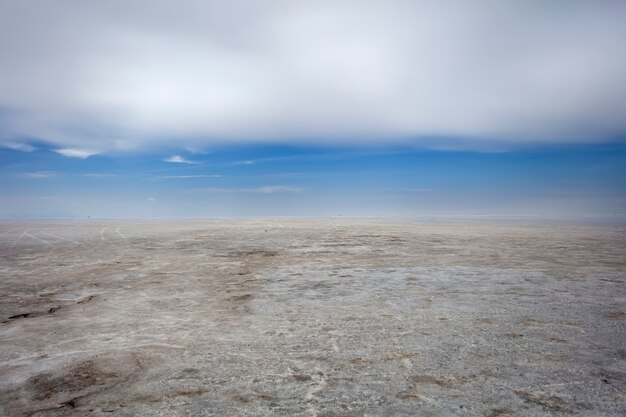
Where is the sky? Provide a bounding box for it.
[1,1,625,218]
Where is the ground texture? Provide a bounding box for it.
[0,219,625,416]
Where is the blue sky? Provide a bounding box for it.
[1,1,626,218]
[1,142,625,218]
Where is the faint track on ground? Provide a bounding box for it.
[11,229,28,247]
[23,231,51,245]
[7,229,51,246]
[40,231,82,245]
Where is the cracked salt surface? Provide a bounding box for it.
[0,219,624,416]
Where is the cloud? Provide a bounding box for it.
[1,1,626,153]
[19,171,56,178]
[197,185,304,194]
[164,155,196,164]
[54,148,98,159]
[3,142,36,152]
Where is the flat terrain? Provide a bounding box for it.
[0,219,624,416]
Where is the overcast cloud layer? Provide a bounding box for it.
[1,0,626,155]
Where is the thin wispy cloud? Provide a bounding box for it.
[0,1,625,153]
[155,174,222,179]
[54,148,98,159]
[19,171,56,178]
[196,185,304,194]
[164,155,196,164]
[4,142,36,152]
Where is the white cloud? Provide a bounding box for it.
[164,155,195,164]
[19,171,56,178]
[4,142,36,152]
[54,148,98,159]
[1,1,625,152]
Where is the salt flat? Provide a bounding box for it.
[0,219,624,416]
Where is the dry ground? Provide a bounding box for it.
[0,219,625,416]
